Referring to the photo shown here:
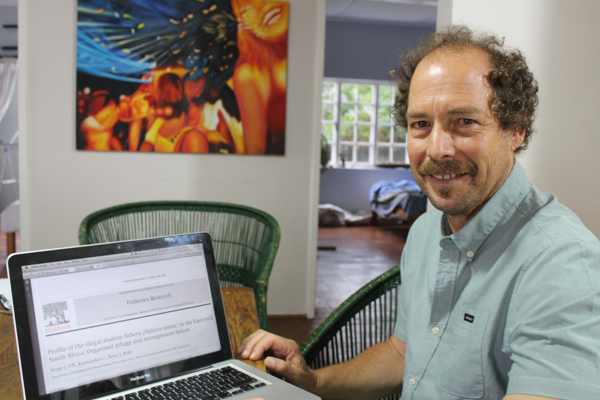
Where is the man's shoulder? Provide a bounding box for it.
[509,189,600,293]
[520,189,600,247]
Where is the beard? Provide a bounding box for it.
[415,159,480,215]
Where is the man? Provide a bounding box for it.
[240,26,600,399]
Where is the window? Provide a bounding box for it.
[321,78,408,168]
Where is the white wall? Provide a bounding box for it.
[438,0,600,238]
[19,0,325,317]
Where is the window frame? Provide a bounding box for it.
[321,77,408,168]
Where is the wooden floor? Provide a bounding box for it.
[0,229,18,279]
[0,226,407,347]
[267,226,408,345]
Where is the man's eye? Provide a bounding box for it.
[412,121,429,129]
[459,118,475,125]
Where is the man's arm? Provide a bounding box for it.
[239,330,406,400]
[314,334,406,399]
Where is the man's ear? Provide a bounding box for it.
[509,125,526,152]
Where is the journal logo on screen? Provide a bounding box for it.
[43,301,73,333]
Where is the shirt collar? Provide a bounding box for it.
[443,160,531,261]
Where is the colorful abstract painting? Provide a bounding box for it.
[76,0,289,155]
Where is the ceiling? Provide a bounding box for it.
[0,0,438,24]
[0,0,437,57]
[327,0,437,27]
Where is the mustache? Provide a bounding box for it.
[417,160,478,177]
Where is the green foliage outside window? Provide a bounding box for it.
[321,79,407,167]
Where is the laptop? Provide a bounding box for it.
[8,232,320,400]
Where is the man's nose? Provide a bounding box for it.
[426,125,455,160]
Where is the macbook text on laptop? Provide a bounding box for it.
[8,232,319,400]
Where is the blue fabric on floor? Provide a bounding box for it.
[370,180,427,219]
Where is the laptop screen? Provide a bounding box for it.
[9,233,233,400]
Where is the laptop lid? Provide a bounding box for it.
[8,232,233,400]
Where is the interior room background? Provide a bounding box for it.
[7,0,600,319]
[0,4,19,213]
[320,20,434,215]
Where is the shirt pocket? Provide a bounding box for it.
[437,309,490,399]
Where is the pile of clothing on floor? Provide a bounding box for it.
[369,180,427,223]
[318,204,371,227]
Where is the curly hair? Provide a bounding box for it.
[390,25,539,153]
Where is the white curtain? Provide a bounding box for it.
[0,58,18,125]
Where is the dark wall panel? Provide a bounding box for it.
[324,21,434,80]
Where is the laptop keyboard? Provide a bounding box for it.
[110,366,267,400]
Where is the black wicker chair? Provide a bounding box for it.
[300,265,402,400]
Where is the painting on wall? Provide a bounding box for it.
[76,0,289,155]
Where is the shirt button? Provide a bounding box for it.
[432,326,440,335]
[409,378,417,386]
[467,250,474,258]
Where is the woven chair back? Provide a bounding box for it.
[78,201,280,329]
[301,265,401,400]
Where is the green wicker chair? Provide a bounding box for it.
[78,201,280,330]
[300,265,402,400]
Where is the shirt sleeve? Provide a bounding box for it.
[505,239,600,400]
[394,236,410,342]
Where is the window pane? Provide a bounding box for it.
[341,145,354,163]
[357,125,371,142]
[341,83,357,102]
[394,126,407,143]
[358,104,374,123]
[378,84,394,104]
[322,82,337,102]
[357,146,370,163]
[393,146,406,163]
[322,123,335,142]
[322,103,335,121]
[378,126,391,143]
[322,79,399,168]
[377,146,390,164]
[340,124,354,141]
[378,105,392,124]
[341,104,356,122]
[358,84,374,103]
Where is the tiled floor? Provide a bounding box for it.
[268,226,408,344]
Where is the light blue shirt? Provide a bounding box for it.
[395,160,600,399]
